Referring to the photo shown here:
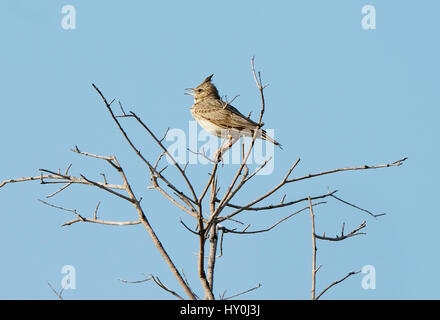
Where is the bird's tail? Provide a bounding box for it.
[260,129,283,149]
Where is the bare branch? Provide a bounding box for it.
[315,270,361,300]
[198,161,220,204]
[309,197,318,300]
[153,151,167,170]
[286,158,407,184]
[38,199,141,227]
[187,147,217,164]
[80,174,134,203]
[150,176,198,219]
[223,94,240,107]
[47,282,64,300]
[217,227,225,258]
[0,175,55,189]
[39,199,82,216]
[159,127,170,143]
[118,275,151,284]
[179,219,199,235]
[65,163,72,175]
[147,165,196,210]
[61,217,141,227]
[221,202,326,235]
[150,275,184,300]
[198,227,215,300]
[117,100,127,116]
[206,224,218,291]
[40,168,126,190]
[181,269,199,300]
[71,146,115,162]
[251,56,267,126]
[330,193,386,218]
[222,283,262,300]
[315,221,367,242]
[221,190,336,212]
[93,201,101,220]
[242,156,272,183]
[46,182,72,198]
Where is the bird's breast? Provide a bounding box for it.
[189,108,219,136]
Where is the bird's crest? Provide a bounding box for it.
[203,74,214,83]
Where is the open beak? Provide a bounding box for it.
[184,88,195,96]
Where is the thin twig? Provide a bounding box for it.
[187,148,217,164]
[47,282,64,300]
[65,163,72,175]
[179,219,199,235]
[330,194,386,218]
[118,274,151,284]
[46,182,72,198]
[93,201,101,219]
[315,271,361,300]
[150,275,184,300]
[222,283,262,300]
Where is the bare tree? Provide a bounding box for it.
[0,58,406,300]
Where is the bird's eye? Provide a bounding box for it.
[197,89,203,92]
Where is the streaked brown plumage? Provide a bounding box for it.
[186,75,282,148]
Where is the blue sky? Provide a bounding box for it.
[0,0,438,299]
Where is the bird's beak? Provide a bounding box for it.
[184,88,195,96]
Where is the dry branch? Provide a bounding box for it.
[309,197,318,300]
[315,270,361,300]
[315,221,366,242]
[220,283,262,300]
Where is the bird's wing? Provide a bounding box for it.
[192,99,258,131]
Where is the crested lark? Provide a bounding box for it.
[186,75,281,157]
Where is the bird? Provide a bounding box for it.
[185,75,282,158]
